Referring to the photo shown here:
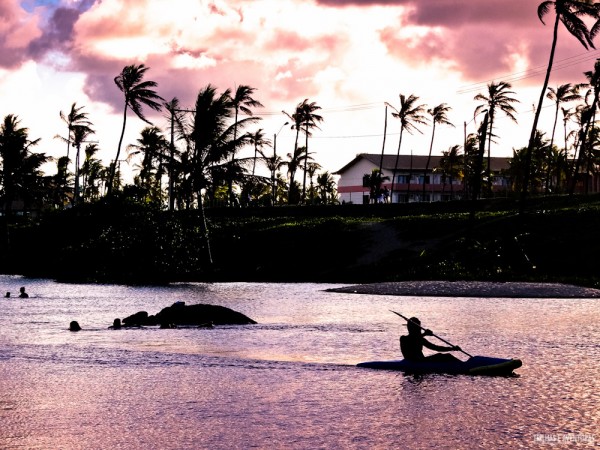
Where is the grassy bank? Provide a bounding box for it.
[2,195,599,287]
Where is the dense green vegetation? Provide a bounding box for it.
[2,195,599,288]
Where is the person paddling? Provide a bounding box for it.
[400,317,462,362]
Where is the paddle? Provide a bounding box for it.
[390,310,473,358]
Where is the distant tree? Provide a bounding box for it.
[511,131,550,193]
[388,94,428,202]
[316,172,338,204]
[571,59,600,194]
[474,81,519,195]
[305,161,322,204]
[283,145,313,204]
[52,155,72,207]
[547,84,582,151]
[0,115,47,216]
[58,102,93,160]
[256,144,284,206]
[80,143,104,202]
[109,64,164,197]
[284,99,323,203]
[424,103,454,197]
[228,85,263,203]
[248,129,271,176]
[365,168,390,203]
[524,0,600,199]
[70,124,95,205]
[438,145,463,199]
[127,126,169,204]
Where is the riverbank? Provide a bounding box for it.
[2,194,600,287]
[328,280,600,298]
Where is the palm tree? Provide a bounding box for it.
[305,161,322,204]
[175,85,257,261]
[228,85,263,203]
[365,168,390,203]
[71,124,95,205]
[571,59,600,193]
[474,81,519,195]
[524,0,600,199]
[423,103,454,197]
[561,106,578,190]
[439,145,463,199]
[0,115,46,217]
[59,102,93,160]
[80,143,104,202]
[543,85,581,192]
[298,100,323,202]
[127,126,169,203]
[109,64,164,196]
[283,145,312,204]
[547,84,582,151]
[248,129,271,176]
[316,172,337,204]
[257,146,285,205]
[283,99,323,203]
[388,94,428,202]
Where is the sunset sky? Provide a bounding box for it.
[3,0,600,180]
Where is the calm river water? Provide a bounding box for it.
[0,275,598,449]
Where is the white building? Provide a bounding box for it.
[334,153,511,204]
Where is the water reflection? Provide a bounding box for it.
[0,276,598,449]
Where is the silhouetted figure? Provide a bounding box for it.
[18,287,28,298]
[400,317,461,362]
[109,318,122,329]
[4,292,10,298]
[69,321,82,331]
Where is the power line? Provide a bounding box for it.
[457,49,600,95]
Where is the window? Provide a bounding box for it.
[362,174,370,187]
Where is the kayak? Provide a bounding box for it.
[357,356,522,376]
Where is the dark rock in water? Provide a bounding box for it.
[120,302,256,327]
[122,311,149,326]
[69,321,81,331]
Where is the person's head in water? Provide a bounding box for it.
[407,317,421,335]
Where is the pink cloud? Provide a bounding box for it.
[0,0,96,69]
[374,0,599,84]
[0,0,42,68]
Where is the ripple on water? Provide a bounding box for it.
[0,278,598,449]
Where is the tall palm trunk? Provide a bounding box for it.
[486,111,495,196]
[523,13,560,201]
[563,116,571,191]
[378,105,388,175]
[108,100,129,196]
[198,194,213,266]
[571,99,598,194]
[288,126,301,203]
[423,121,437,198]
[228,109,239,206]
[390,128,404,203]
[302,123,309,203]
[74,142,81,205]
[546,103,563,193]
